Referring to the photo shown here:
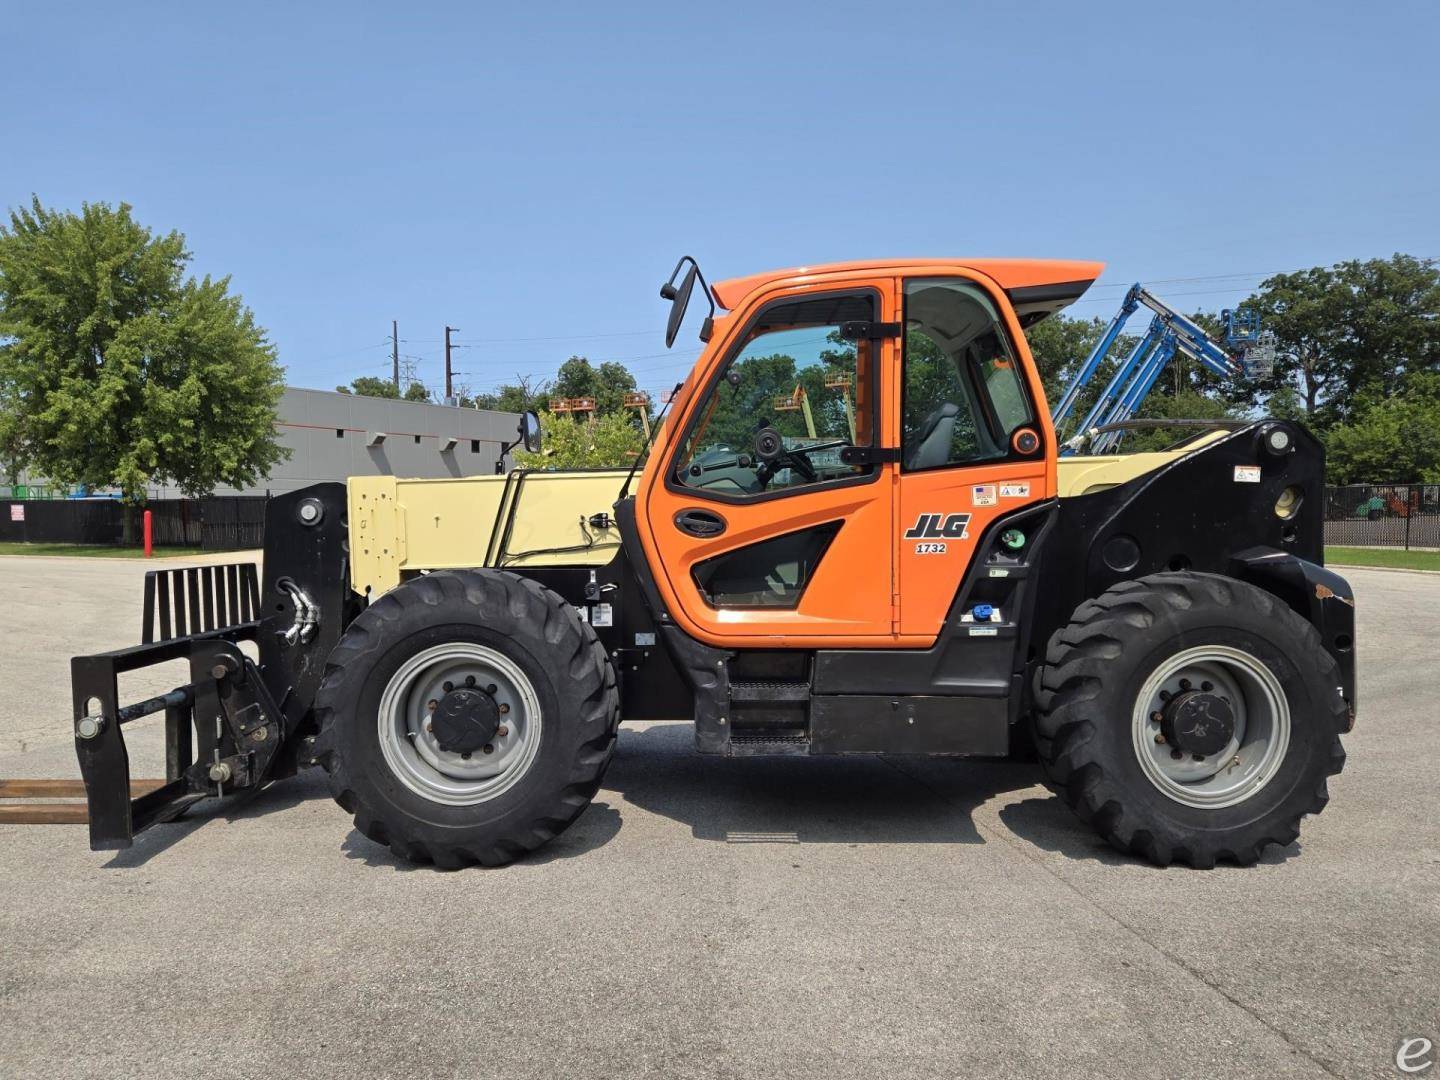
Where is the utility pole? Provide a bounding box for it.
[444,326,459,403]
[392,320,400,391]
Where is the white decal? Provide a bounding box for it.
[999,482,1030,499]
[590,602,614,628]
[1234,465,1262,483]
[969,626,999,637]
[988,568,1010,578]
[971,484,997,507]
[8,505,22,522]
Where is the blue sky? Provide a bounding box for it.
[5,0,1437,401]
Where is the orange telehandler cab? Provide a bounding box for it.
[67,257,1357,869]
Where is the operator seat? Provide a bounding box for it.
[905,402,960,470]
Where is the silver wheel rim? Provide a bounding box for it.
[378,642,543,806]
[1131,645,1291,809]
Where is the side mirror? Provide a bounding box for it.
[665,263,698,349]
[519,411,542,453]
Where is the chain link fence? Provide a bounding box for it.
[1324,484,1440,550]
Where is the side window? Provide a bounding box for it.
[673,293,877,498]
[901,279,1036,471]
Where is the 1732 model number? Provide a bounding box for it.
[914,542,948,555]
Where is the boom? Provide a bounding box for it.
[1052,284,1273,454]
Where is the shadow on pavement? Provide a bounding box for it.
[606,722,1057,848]
[101,770,331,868]
[339,799,625,870]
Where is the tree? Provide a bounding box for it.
[403,381,431,403]
[472,375,549,415]
[1240,255,1440,426]
[512,410,645,469]
[0,197,285,500]
[1324,373,1440,484]
[337,375,401,398]
[550,356,640,417]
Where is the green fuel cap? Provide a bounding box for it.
[1000,528,1026,551]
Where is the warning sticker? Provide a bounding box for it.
[999,483,1030,499]
[9,505,23,522]
[590,602,614,628]
[971,485,997,507]
[1233,466,1262,483]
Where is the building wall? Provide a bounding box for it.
[163,387,523,496]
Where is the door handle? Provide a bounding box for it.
[673,508,727,538]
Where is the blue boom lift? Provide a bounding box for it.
[1051,284,1274,454]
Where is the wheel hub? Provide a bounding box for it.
[1161,690,1236,757]
[430,687,500,754]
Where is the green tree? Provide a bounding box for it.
[472,376,550,415]
[0,197,285,500]
[512,410,645,469]
[1240,255,1440,425]
[337,375,401,398]
[403,381,431,403]
[1324,373,1440,484]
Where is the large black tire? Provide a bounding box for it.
[312,569,619,868]
[1032,572,1347,868]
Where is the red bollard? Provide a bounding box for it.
[143,509,153,558]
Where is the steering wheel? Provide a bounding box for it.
[753,424,851,485]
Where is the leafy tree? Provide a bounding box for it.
[512,410,645,469]
[337,375,401,398]
[403,381,431,403]
[1324,373,1440,484]
[1239,255,1440,425]
[0,197,285,501]
[550,355,641,418]
[472,375,550,415]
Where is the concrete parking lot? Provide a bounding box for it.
[1,553,1436,1079]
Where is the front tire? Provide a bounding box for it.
[313,570,619,868]
[1032,572,1347,867]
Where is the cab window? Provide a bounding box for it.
[901,279,1035,470]
[673,292,877,498]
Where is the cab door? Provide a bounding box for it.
[640,280,899,648]
[893,275,1053,639]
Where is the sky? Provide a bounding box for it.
[4,0,1438,402]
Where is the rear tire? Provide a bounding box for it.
[313,569,619,868]
[1032,572,1347,867]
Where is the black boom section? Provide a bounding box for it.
[1036,420,1355,712]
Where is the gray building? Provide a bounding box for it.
[160,387,524,497]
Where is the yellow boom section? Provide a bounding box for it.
[349,470,628,594]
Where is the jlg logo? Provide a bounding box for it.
[903,513,971,540]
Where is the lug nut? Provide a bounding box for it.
[1150,711,1164,724]
[482,744,495,754]
[498,703,510,715]
[466,675,476,688]
[1154,733,1166,744]
[1191,753,1204,762]
[425,721,433,733]
[461,751,471,760]
[1170,749,1183,760]
[1201,681,1213,692]
[1179,678,1191,691]
[496,725,509,737]
[427,699,438,711]
[485,684,497,695]
[443,682,454,693]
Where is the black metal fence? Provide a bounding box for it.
[0,496,269,550]
[1324,484,1440,550]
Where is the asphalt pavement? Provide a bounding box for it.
[0,554,1435,1079]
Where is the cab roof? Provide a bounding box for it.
[711,258,1105,323]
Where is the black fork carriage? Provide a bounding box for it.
[66,485,353,849]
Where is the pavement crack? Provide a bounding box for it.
[879,757,1345,1079]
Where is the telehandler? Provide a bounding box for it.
[65,257,1355,868]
